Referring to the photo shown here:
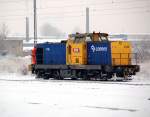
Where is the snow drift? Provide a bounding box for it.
[134,61,150,81]
[0,55,31,75]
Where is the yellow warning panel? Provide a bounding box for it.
[111,41,132,65]
[66,40,87,65]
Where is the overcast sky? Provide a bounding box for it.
[0,0,150,37]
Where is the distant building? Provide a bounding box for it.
[0,40,23,56]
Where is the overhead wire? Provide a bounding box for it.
[37,5,149,17]
[92,10,150,16]
[37,0,150,9]
[93,0,150,5]
[39,15,85,20]
[0,0,26,4]
[0,0,149,20]
[92,5,150,12]
[0,0,149,12]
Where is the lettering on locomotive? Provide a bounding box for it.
[91,45,107,52]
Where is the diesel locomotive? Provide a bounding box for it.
[30,32,140,80]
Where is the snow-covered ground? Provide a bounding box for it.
[0,74,150,117]
[0,56,150,117]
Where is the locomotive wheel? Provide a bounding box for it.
[101,76,108,81]
[43,74,49,80]
[54,71,64,80]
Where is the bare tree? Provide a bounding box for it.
[0,23,9,40]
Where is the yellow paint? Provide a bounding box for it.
[66,39,87,65]
[111,41,132,65]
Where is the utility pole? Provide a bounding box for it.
[26,17,29,42]
[34,0,37,46]
[26,0,29,42]
[86,7,89,33]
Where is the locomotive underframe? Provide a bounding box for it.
[31,64,140,80]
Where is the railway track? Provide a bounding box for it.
[0,78,150,86]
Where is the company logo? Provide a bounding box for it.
[73,48,80,53]
[91,45,107,52]
[91,45,96,52]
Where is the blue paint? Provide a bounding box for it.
[87,42,112,65]
[36,42,66,64]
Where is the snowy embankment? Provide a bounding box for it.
[133,61,150,82]
[0,78,150,117]
[0,55,34,80]
[0,55,30,74]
